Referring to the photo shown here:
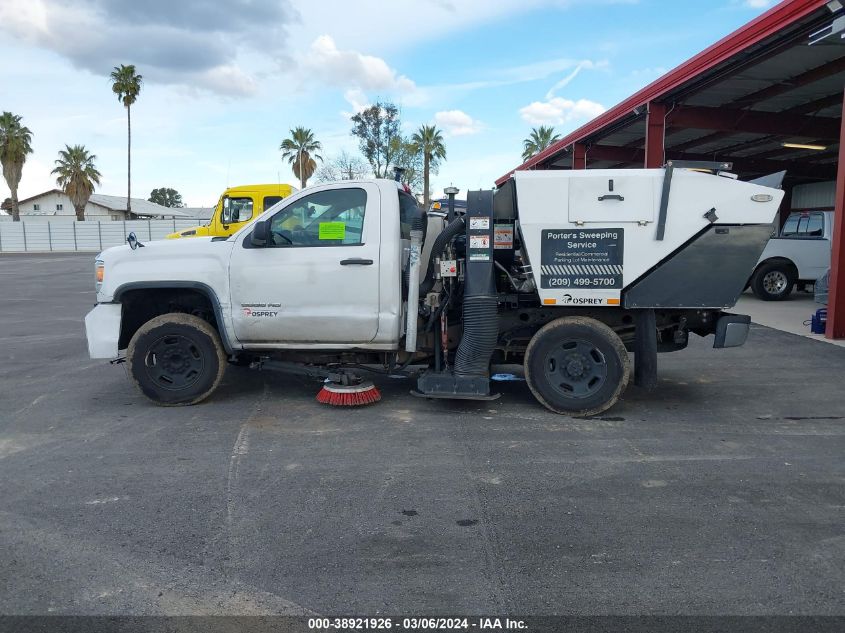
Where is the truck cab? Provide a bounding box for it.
[750,210,834,300]
[167,183,296,239]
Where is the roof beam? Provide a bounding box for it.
[731,55,845,108]
[585,144,838,179]
[668,105,841,139]
[668,93,844,152]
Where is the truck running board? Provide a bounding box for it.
[410,390,501,401]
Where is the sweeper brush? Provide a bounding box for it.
[316,380,382,406]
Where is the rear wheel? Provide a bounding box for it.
[751,261,794,301]
[127,313,226,405]
[524,316,630,417]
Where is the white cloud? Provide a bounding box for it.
[745,0,774,7]
[193,65,258,97]
[519,98,606,125]
[287,0,638,55]
[544,60,608,99]
[0,0,291,96]
[301,35,416,95]
[340,89,371,119]
[402,57,608,108]
[434,110,482,136]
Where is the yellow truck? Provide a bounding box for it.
[167,183,296,239]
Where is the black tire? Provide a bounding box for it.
[751,261,795,301]
[127,313,226,406]
[524,316,630,417]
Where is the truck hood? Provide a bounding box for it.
[97,237,235,303]
[100,236,221,260]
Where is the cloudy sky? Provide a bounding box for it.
[0,0,776,206]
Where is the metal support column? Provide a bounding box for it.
[826,87,845,340]
[644,102,667,168]
[634,309,658,389]
[572,143,587,170]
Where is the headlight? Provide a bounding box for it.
[95,260,104,291]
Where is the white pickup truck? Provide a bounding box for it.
[749,210,834,300]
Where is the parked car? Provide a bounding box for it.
[749,210,834,301]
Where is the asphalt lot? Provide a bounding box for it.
[1,252,844,616]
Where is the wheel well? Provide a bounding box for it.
[117,287,220,349]
[754,257,798,277]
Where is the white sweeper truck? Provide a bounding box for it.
[85,161,784,416]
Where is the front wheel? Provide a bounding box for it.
[127,313,227,405]
[524,316,630,417]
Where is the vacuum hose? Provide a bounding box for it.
[419,216,465,295]
[454,199,498,378]
[454,296,498,377]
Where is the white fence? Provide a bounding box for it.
[0,219,202,252]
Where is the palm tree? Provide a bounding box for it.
[51,145,102,221]
[110,64,142,215]
[410,124,446,209]
[280,127,323,189]
[522,125,561,161]
[0,112,34,222]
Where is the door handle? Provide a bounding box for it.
[340,258,373,266]
[598,194,625,201]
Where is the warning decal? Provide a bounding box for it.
[540,228,624,290]
[318,222,346,240]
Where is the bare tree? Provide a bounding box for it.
[315,150,371,182]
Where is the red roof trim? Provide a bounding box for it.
[495,0,829,185]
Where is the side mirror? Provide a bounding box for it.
[250,220,270,247]
[127,232,144,250]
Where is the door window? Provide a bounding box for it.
[781,212,825,237]
[263,195,284,212]
[398,191,418,240]
[268,188,367,247]
[222,197,254,224]
[805,213,824,236]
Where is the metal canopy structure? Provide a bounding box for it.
[496,0,845,339]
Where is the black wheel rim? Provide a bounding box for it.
[543,338,608,400]
[144,334,205,391]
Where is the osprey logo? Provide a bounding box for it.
[242,307,278,317]
[559,293,604,305]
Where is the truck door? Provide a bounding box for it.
[228,183,381,344]
[219,195,255,236]
[779,211,830,279]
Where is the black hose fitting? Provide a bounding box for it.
[419,215,465,295]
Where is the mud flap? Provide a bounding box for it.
[713,314,751,348]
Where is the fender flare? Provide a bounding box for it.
[753,256,799,278]
[112,281,235,353]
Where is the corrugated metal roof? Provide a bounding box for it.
[87,193,171,215]
[496,0,834,185]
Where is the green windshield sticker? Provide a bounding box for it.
[318,222,346,240]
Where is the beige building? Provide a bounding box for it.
[10,189,196,220]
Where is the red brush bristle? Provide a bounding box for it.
[316,384,381,407]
